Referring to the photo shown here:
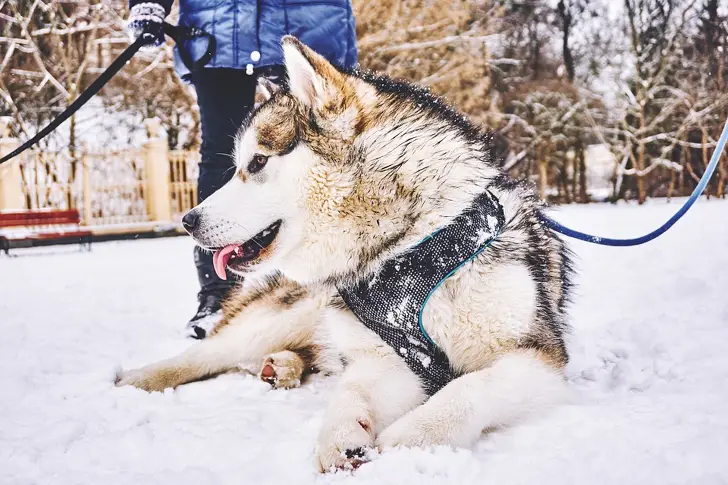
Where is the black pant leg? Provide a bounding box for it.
[190,68,257,295]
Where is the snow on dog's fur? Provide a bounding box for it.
[117,36,574,472]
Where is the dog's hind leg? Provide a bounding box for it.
[376,349,567,450]
[259,349,311,389]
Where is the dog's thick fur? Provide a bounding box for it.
[117,36,574,472]
[116,275,340,391]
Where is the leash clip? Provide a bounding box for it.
[163,22,216,73]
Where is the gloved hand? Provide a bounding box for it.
[126,1,169,48]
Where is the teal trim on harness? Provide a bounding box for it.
[417,229,502,346]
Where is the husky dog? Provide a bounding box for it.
[118,36,574,472]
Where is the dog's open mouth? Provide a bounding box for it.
[212,220,282,279]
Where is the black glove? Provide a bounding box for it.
[127,2,168,48]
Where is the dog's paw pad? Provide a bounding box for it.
[336,447,372,471]
[260,363,276,381]
[344,447,366,459]
[316,416,375,472]
[258,351,304,389]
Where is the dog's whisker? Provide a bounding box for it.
[230,221,270,251]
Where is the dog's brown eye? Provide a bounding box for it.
[247,154,269,174]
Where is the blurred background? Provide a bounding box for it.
[0,0,726,236]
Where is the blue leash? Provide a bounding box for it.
[540,118,728,246]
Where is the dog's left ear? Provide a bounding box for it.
[256,76,280,102]
[282,36,343,109]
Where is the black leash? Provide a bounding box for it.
[0,23,215,166]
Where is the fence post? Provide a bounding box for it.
[0,117,25,211]
[143,118,171,223]
[81,143,93,225]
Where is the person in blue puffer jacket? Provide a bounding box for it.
[127,0,357,338]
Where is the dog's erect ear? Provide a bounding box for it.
[256,76,280,102]
[282,36,341,108]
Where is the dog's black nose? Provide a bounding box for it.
[182,210,199,233]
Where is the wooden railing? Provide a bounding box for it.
[0,117,200,235]
[169,149,199,222]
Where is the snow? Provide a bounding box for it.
[2,198,728,485]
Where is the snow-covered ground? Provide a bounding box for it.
[1,199,727,485]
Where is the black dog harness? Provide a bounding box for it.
[338,191,505,396]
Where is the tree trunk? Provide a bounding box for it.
[68,112,78,210]
[557,0,575,83]
[538,149,547,201]
[721,106,728,198]
[619,151,637,202]
[669,143,686,200]
[678,145,686,195]
[702,129,711,200]
[637,141,646,204]
[718,150,726,199]
[570,152,577,203]
[718,58,726,198]
[556,174,563,201]
[561,165,571,203]
[578,144,587,203]
[667,171,676,201]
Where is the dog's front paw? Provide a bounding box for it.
[259,351,304,389]
[115,366,174,392]
[316,416,375,472]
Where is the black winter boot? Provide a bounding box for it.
[186,246,235,339]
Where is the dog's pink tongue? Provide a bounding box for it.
[213,244,238,280]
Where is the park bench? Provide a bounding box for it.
[0,209,92,255]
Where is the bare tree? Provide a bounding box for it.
[685,0,728,198]
[611,0,728,203]
[0,0,198,149]
[354,0,502,126]
[491,0,607,203]
[1,0,122,209]
[2,0,724,206]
